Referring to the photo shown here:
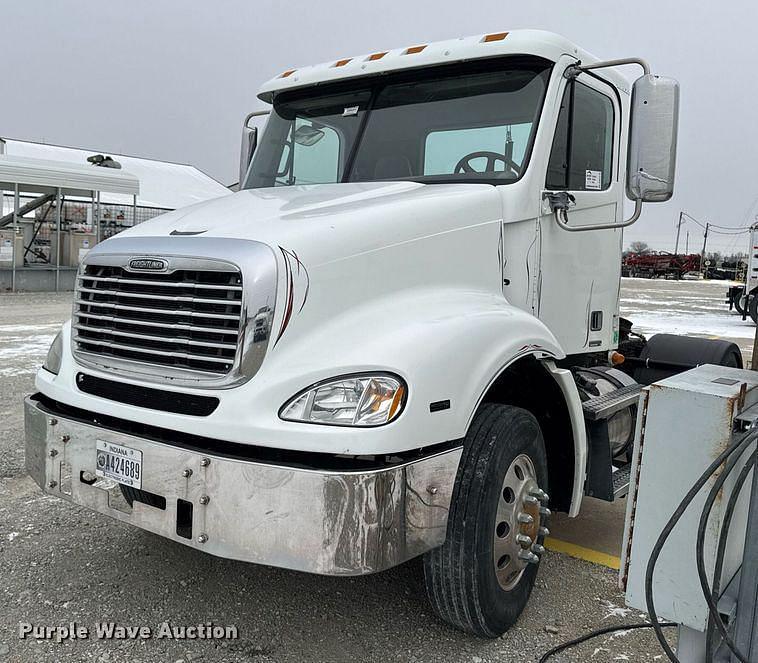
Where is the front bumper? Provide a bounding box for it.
[24,396,461,575]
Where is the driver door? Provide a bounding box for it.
[536,73,623,355]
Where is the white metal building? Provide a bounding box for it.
[0,137,230,291]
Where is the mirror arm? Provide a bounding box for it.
[544,191,643,232]
[243,109,270,128]
[565,57,651,79]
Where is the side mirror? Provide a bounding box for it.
[238,110,270,189]
[626,75,680,203]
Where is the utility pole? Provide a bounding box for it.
[700,222,709,277]
[674,211,684,255]
[685,230,689,254]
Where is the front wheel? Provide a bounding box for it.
[423,403,550,637]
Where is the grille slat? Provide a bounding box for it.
[74,263,243,375]
[73,324,238,350]
[78,286,242,307]
[75,338,234,364]
[76,311,239,335]
[79,275,243,291]
[75,299,241,321]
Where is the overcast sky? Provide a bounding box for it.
[5,1,757,253]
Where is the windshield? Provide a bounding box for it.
[244,57,552,189]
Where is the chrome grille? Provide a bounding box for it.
[74,264,243,375]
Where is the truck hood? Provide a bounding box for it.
[118,181,502,266]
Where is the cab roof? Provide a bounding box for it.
[257,29,629,103]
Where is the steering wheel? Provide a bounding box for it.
[454,151,520,177]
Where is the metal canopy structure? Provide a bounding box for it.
[0,154,139,198]
[0,155,140,292]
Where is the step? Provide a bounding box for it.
[612,464,633,499]
[582,384,642,421]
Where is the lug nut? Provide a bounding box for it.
[524,495,539,506]
[199,495,210,505]
[200,458,211,467]
[517,513,534,525]
[49,449,58,458]
[532,543,546,555]
[182,468,193,478]
[197,534,208,544]
[539,526,550,538]
[518,550,540,564]
[530,488,550,502]
[516,534,533,547]
[540,506,552,517]
[60,435,70,444]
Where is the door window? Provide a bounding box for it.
[546,80,614,191]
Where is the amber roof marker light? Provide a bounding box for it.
[482,32,509,43]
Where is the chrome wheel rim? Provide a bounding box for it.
[492,453,548,591]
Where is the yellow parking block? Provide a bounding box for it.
[545,537,621,570]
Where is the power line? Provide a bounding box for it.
[680,212,749,235]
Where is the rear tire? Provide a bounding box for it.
[423,403,549,638]
[731,289,747,316]
[749,293,758,325]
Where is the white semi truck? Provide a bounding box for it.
[25,30,744,637]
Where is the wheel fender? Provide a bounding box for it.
[541,360,587,517]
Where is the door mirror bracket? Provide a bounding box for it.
[553,57,678,232]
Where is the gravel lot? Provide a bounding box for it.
[1,284,725,663]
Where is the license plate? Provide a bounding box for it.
[95,440,142,489]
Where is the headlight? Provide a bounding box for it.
[42,331,63,375]
[280,373,407,427]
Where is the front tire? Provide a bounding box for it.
[423,403,549,637]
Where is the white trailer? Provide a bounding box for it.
[25,30,743,637]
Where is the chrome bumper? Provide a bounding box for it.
[24,396,461,575]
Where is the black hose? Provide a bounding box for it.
[537,622,676,663]
[705,452,757,659]
[696,447,757,663]
[644,428,758,662]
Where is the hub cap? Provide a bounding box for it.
[492,454,549,591]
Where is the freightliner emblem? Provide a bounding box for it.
[128,258,168,271]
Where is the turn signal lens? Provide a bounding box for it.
[280,374,407,427]
[43,330,63,375]
[610,351,625,366]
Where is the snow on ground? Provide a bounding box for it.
[0,322,60,377]
[620,277,755,361]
